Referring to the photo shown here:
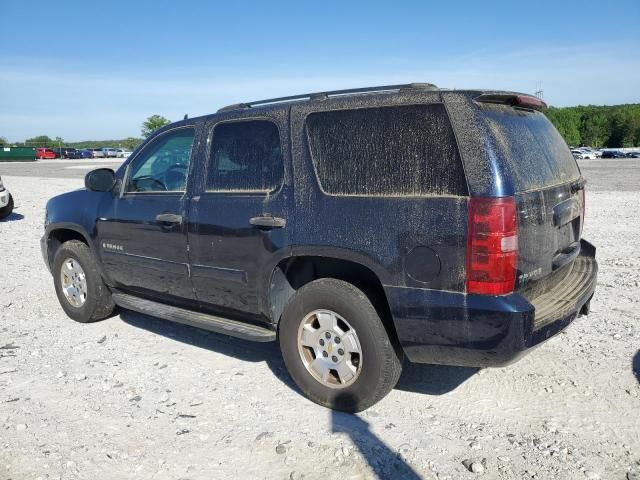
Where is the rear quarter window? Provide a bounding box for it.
[305,104,467,197]
[480,104,581,192]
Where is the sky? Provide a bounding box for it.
[1,0,639,142]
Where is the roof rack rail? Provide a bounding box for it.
[216,83,438,113]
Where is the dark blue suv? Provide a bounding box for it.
[41,84,598,411]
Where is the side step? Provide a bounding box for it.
[111,290,276,342]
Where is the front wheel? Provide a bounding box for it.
[0,194,14,219]
[53,240,116,322]
[279,278,403,412]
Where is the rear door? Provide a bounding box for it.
[97,126,197,302]
[187,109,293,319]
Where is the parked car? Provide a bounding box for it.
[601,150,626,158]
[90,148,105,158]
[36,148,57,159]
[0,176,14,219]
[41,84,598,412]
[625,151,640,158]
[102,148,118,158]
[53,147,81,159]
[116,149,133,158]
[571,149,596,159]
[78,149,93,159]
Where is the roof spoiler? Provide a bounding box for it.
[475,93,548,111]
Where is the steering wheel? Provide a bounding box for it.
[163,165,188,191]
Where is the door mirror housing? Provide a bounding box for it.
[85,168,117,192]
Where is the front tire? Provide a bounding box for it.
[53,240,116,323]
[279,278,403,412]
[0,194,14,219]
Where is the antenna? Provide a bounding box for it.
[534,81,544,101]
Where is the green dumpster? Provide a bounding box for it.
[0,146,36,162]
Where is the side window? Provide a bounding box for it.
[305,104,467,196]
[207,120,283,192]
[125,128,195,193]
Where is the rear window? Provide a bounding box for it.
[305,104,467,196]
[480,104,580,192]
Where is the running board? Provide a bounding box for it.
[111,290,276,342]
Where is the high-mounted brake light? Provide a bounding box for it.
[514,95,547,110]
[466,197,518,295]
[474,93,548,111]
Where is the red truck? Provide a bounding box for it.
[36,148,57,159]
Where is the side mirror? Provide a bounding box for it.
[85,168,116,192]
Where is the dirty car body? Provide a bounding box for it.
[41,84,597,409]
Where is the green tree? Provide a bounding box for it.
[122,137,143,150]
[613,106,640,147]
[546,107,581,146]
[25,135,54,147]
[0,137,7,146]
[141,115,170,138]
[581,110,610,148]
[546,103,640,148]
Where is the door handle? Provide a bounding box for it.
[249,215,286,229]
[155,213,183,224]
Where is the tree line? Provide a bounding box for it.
[545,104,640,148]
[0,115,171,149]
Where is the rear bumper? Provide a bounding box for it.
[386,240,597,367]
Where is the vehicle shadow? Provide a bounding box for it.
[119,309,477,397]
[0,212,24,222]
[633,350,640,384]
[332,393,422,479]
[396,362,479,395]
[118,310,297,390]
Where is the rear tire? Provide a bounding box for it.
[0,194,14,219]
[53,240,116,323]
[279,278,403,412]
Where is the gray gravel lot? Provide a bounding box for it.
[0,159,124,179]
[0,159,638,479]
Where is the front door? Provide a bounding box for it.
[98,126,197,303]
[187,111,293,320]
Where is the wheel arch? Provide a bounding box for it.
[268,254,399,344]
[45,225,92,270]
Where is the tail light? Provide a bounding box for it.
[466,197,518,295]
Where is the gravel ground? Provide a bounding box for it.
[0,159,124,179]
[0,160,639,480]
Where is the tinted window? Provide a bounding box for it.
[125,128,194,193]
[480,104,581,191]
[305,104,467,196]
[207,120,283,192]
